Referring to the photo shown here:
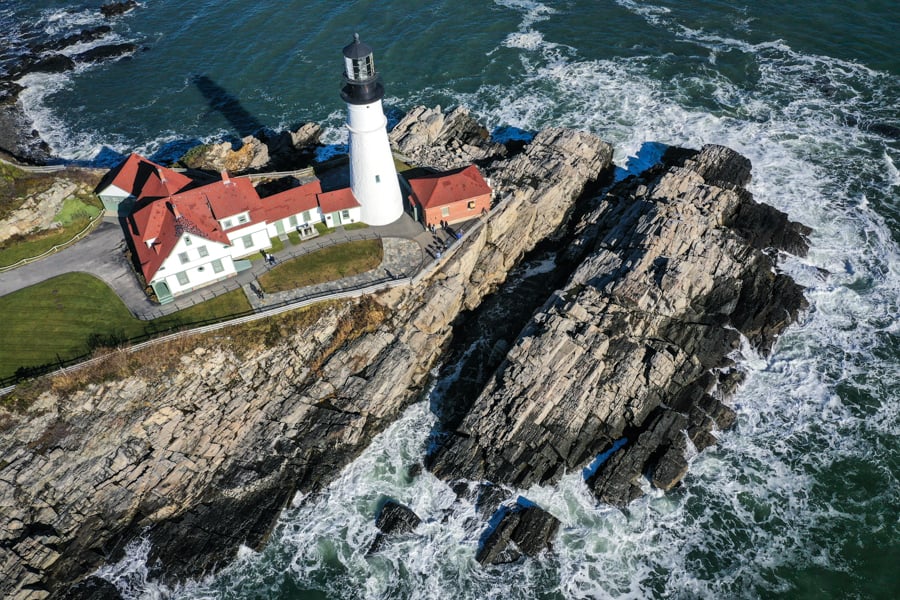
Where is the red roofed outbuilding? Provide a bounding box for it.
[316,187,362,227]
[407,165,491,227]
[95,153,194,215]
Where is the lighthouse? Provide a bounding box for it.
[341,34,404,226]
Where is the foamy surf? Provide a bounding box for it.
[41,0,895,596]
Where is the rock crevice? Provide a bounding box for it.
[428,144,810,506]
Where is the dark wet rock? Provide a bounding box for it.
[429,144,810,506]
[101,1,139,18]
[73,43,138,64]
[476,498,560,565]
[368,500,422,554]
[30,26,113,54]
[376,500,422,535]
[10,54,76,78]
[0,103,52,163]
[0,81,24,106]
[474,483,510,517]
[58,576,122,600]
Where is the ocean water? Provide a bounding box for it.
[4,1,899,598]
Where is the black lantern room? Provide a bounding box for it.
[341,33,385,105]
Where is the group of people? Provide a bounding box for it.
[261,250,277,266]
[425,219,465,259]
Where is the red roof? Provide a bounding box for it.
[408,165,491,209]
[202,176,262,221]
[100,152,194,199]
[130,178,262,281]
[317,187,360,214]
[262,180,322,221]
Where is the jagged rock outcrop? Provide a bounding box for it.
[368,500,422,554]
[0,116,611,598]
[0,104,52,164]
[72,44,138,64]
[178,123,322,173]
[390,105,507,170]
[476,498,560,565]
[100,1,139,18]
[0,179,83,244]
[0,19,130,163]
[429,145,810,507]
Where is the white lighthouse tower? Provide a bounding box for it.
[341,33,404,226]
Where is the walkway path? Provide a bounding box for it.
[0,219,149,310]
[242,237,422,311]
[0,213,430,320]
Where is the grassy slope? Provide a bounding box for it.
[0,273,250,380]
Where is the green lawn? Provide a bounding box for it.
[258,239,383,293]
[0,273,250,381]
[314,222,335,235]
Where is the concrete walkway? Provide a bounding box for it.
[0,213,431,320]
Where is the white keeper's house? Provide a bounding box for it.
[97,153,328,304]
[96,33,490,305]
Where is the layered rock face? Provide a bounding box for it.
[429,145,810,506]
[177,123,323,173]
[0,114,611,599]
[390,105,507,171]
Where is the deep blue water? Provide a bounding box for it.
[3,1,899,598]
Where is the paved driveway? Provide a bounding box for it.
[0,219,155,313]
[0,213,436,320]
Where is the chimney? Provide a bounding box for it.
[221,170,231,185]
[168,201,182,219]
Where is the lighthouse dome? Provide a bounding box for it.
[342,33,373,60]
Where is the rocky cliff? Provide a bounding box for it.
[0,109,612,599]
[429,145,810,507]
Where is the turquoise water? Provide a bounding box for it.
[4,1,899,598]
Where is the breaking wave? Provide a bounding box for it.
[85,0,900,597]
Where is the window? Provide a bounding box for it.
[238,214,248,224]
[184,236,192,246]
[212,259,224,274]
[242,234,254,249]
[197,266,205,273]
[301,210,310,222]
[197,245,209,258]
[341,210,350,219]
[468,200,476,210]
[176,271,189,285]
[223,219,233,229]
[289,215,298,227]
[375,174,381,183]
[178,252,189,264]
[441,206,450,217]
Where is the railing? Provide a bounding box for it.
[0,211,105,272]
[0,155,69,173]
[0,273,410,392]
[0,192,505,395]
